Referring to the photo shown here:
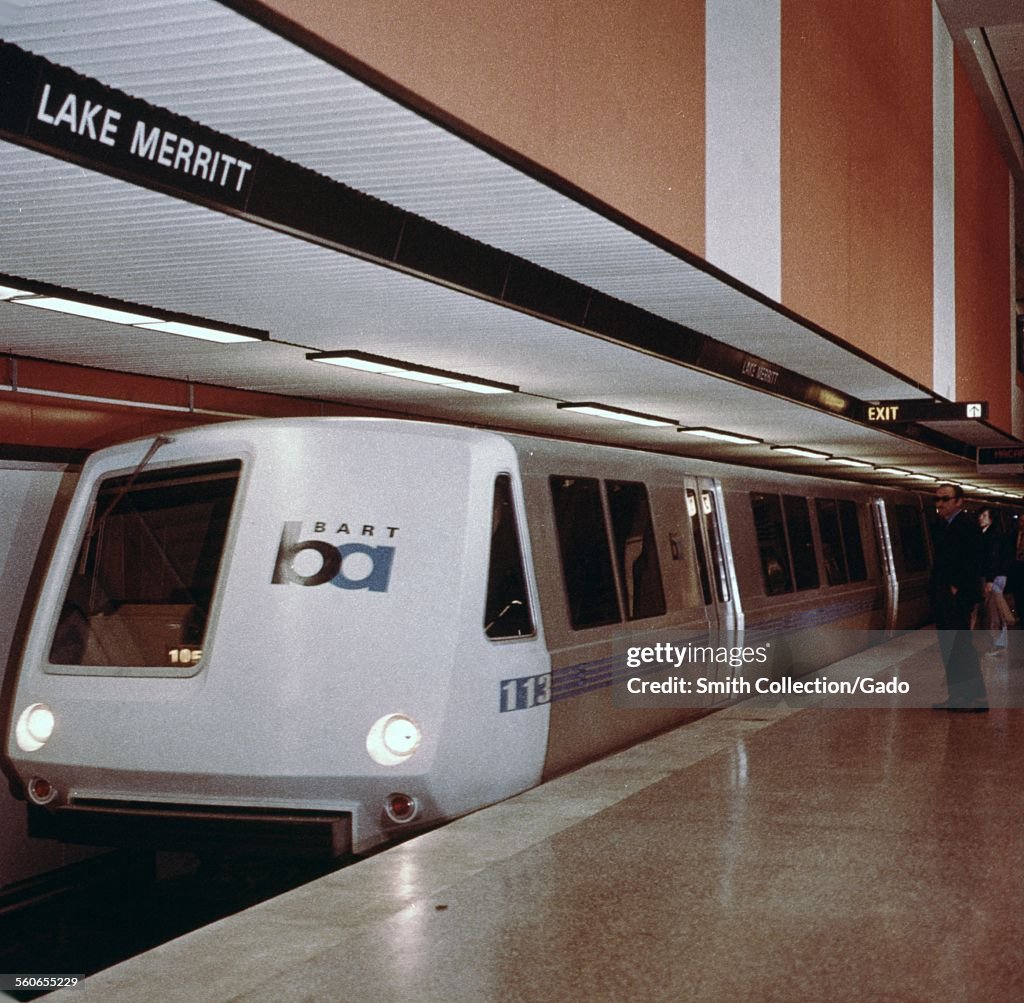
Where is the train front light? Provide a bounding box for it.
[366,713,422,766]
[383,792,420,824]
[28,777,58,805]
[15,703,56,752]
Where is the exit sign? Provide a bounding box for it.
[860,400,987,423]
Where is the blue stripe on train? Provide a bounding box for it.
[498,591,887,711]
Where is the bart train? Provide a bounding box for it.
[3,418,938,857]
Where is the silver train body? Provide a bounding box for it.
[3,418,935,856]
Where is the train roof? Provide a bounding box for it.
[108,416,933,501]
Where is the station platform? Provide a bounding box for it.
[48,628,1024,1002]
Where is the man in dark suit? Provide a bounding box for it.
[930,484,987,711]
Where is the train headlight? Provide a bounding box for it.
[366,713,422,766]
[15,703,56,753]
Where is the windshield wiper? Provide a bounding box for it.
[77,434,173,573]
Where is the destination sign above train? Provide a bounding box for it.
[977,445,1024,470]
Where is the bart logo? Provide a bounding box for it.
[271,522,395,592]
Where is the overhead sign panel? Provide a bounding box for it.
[859,399,987,424]
[977,445,1024,474]
[693,343,856,416]
[0,41,258,210]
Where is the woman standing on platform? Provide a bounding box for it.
[978,507,1016,653]
[1005,518,1024,623]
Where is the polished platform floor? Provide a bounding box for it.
[48,629,1024,1002]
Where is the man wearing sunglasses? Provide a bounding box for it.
[930,484,987,711]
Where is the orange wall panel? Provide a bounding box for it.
[780,0,852,338]
[0,392,221,451]
[781,0,933,385]
[0,357,394,452]
[15,358,190,408]
[954,55,1011,429]
[249,0,706,253]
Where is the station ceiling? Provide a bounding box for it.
[1,0,1022,497]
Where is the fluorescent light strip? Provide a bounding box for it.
[309,352,517,395]
[135,321,257,344]
[678,427,762,445]
[874,467,912,477]
[559,402,676,427]
[1,274,266,343]
[17,296,156,326]
[771,445,830,460]
[827,457,873,469]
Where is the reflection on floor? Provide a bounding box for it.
[47,629,1024,1003]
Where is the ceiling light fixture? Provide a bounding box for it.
[771,445,830,460]
[557,402,676,427]
[678,427,762,445]
[308,350,518,395]
[18,297,158,326]
[0,272,267,344]
[874,467,913,477]
[827,457,873,469]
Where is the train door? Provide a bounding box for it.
[871,498,898,633]
[683,478,742,637]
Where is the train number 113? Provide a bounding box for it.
[500,672,552,712]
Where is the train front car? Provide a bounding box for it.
[5,419,549,857]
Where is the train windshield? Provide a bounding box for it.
[48,460,241,673]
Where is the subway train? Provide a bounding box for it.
[3,417,938,857]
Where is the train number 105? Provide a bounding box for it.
[168,647,203,666]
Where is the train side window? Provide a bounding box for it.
[750,493,794,595]
[890,503,929,573]
[838,499,867,581]
[815,498,848,585]
[550,476,621,629]
[815,498,867,585]
[783,494,820,591]
[687,490,713,604]
[49,460,240,668]
[606,481,666,620]
[484,475,536,639]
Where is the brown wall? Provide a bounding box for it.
[954,55,1012,429]
[780,0,934,386]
